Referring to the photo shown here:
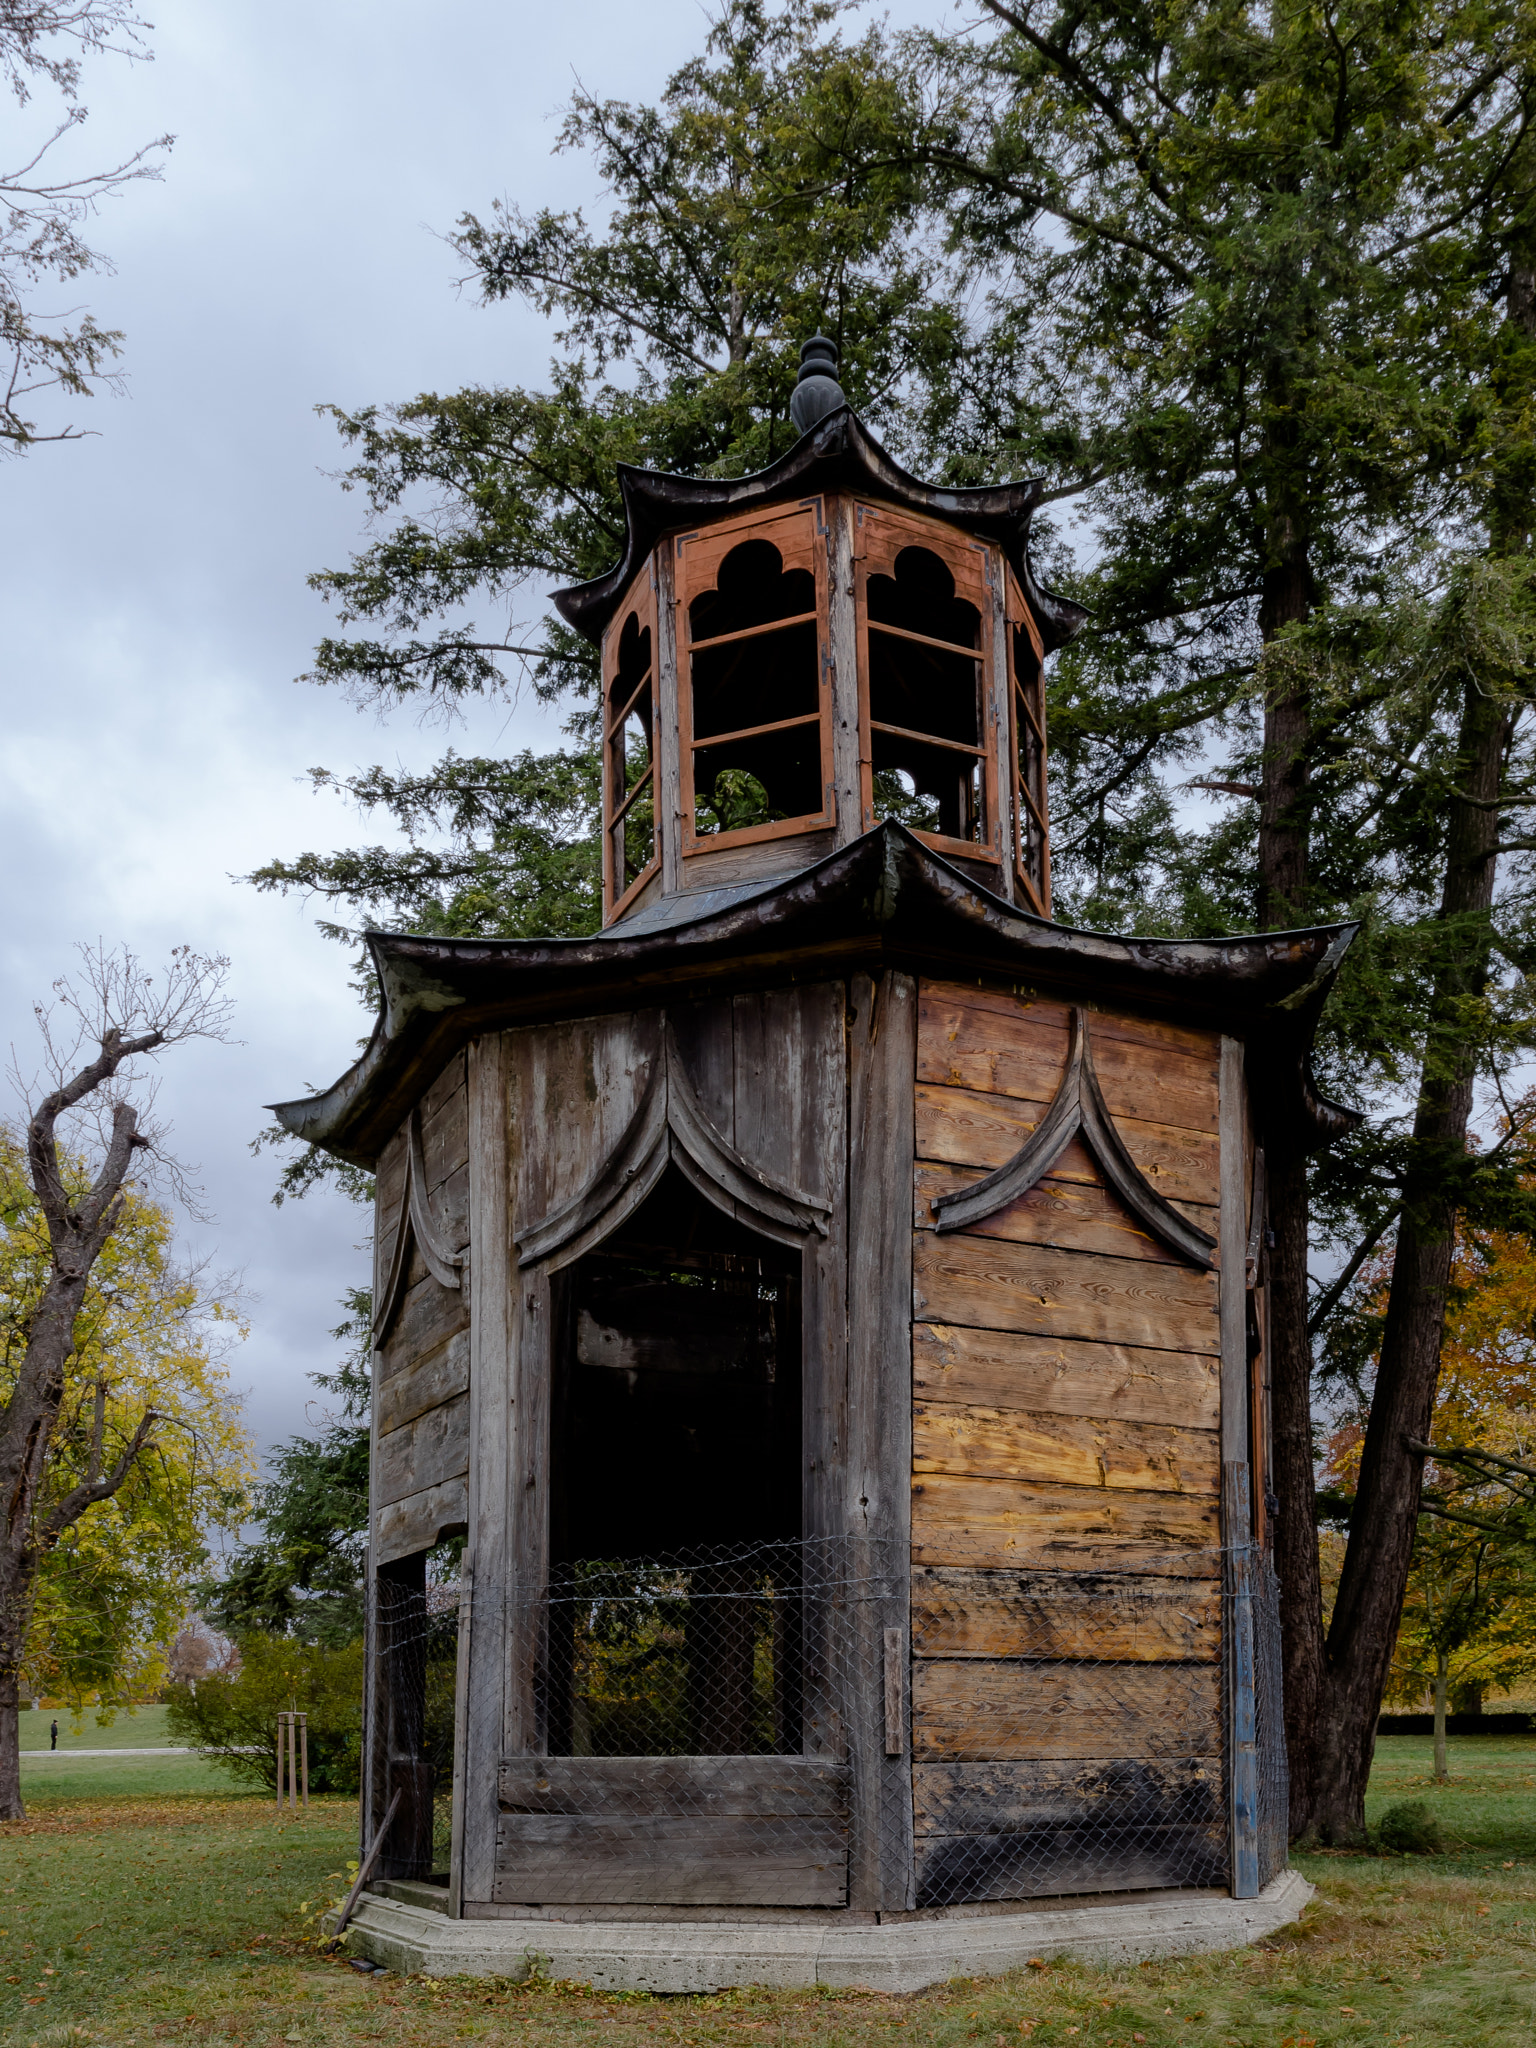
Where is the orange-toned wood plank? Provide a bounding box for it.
[910,1567,1222,1664]
[912,1323,1221,1433]
[912,1659,1223,1761]
[913,1402,1219,1496]
[921,978,1219,1063]
[914,1234,1220,1354]
[911,1473,1221,1575]
[914,1084,1220,1209]
[913,1154,1216,1263]
[918,995,1217,1138]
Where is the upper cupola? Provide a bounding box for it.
[552,338,1085,927]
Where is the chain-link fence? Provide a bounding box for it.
[377,1535,1290,1909]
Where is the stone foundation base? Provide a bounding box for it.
[333,1870,1313,1993]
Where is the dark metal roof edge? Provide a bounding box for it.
[269,826,1357,1166]
[550,408,1088,652]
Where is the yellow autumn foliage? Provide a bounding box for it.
[1328,1216,1536,1710]
[0,1129,256,1710]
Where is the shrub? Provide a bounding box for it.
[164,1632,363,1794]
[1375,1799,1445,1854]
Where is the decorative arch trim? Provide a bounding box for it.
[931,1007,1216,1269]
[374,1107,467,1338]
[516,1022,831,1271]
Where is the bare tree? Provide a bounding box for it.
[0,943,232,1816]
[1,1,171,449]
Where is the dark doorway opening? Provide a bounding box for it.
[546,1166,804,1757]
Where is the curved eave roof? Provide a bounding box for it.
[270,825,1359,1170]
[551,407,1089,651]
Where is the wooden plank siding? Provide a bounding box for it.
[373,1053,473,1569]
[908,980,1229,1904]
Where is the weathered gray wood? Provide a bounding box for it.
[655,547,683,898]
[845,969,916,1908]
[492,1815,847,1907]
[729,984,849,1766]
[912,1322,1221,1432]
[497,1755,849,1816]
[677,827,837,892]
[827,493,862,844]
[912,1658,1223,1762]
[1225,1460,1260,1899]
[1219,1036,1250,1469]
[910,1568,1222,1663]
[913,1824,1226,1906]
[911,1473,1221,1575]
[377,1329,470,1437]
[914,1234,1221,1354]
[987,552,1017,899]
[376,1391,470,1507]
[910,1754,1226,1904]
[375,1476,469,1565]
[506,1012,666,1770]
[458,1029,510,1910]
[378,1270,469,1377]
[913,1401,1218,1498]
[667,997,735,1141]
[912,1754,1221,1834]
[421,1047,467,1126]
[374,1129,408,1312]
[421,1081,468,1194]
[884,1629,906,1756]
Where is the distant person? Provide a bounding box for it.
[49,1719,57,1751]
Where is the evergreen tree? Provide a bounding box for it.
[256,0,1536,1840]
[203,1290,370,1647]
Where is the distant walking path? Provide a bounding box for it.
[20,1746,193,1756]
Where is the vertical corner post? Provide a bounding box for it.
[846,969,917,1910]
[825,493,862,844]
[655,544,683,896]
[986,552,1017,904]
[457,1030,512,1912]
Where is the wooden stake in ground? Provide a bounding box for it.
[330,1788,403,1943]
[299,1712,309,1807]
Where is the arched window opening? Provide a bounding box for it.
[866,544,989,850]
[547,1165,804,1757]
[680,515,830,848]
[1008,593,1050,914]
[603,591,659,914]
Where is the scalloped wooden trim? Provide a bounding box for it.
[374,1107,467,1338]
[931,1007,1216,1269]
[515,1021,831,1272]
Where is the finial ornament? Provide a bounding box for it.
[789,333,846,434]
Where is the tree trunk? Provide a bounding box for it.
[1252,474,1325,1839]
[1297,198,1534,1845]
[0,1676,19,1823]
[1433,1647,1449,1783]
[1305,668,1510,1841]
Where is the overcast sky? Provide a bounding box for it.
[0,0,830,1471]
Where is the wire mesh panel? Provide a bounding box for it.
[496,1539,851,1907]
[1251,1553,1289,1889]
[371,1537,1290,1910]
[908,1563,1229,1905]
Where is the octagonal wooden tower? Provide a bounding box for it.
[275,355,1355,1969]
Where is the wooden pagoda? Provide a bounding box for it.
[274,339,1355,1962]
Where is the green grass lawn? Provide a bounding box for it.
[18,1705,178,1751]
[0,1737,1531,2048]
